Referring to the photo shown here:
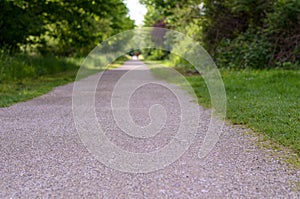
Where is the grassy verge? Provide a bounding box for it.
[146,61,300,158]
[0,69,77,107]
[0,53,128,107]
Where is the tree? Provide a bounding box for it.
[0,0,44,50]
[0,0,134,55]
[141,0,300,68]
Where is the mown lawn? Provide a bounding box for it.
[148,61,300,156]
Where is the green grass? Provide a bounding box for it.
[147,61,300,157]
[0,53,79,107]
[0,53,128,107]
[189,69,300,155]
[0,53,80,82]
[0,70,79,107]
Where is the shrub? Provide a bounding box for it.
[215,31,272,69]
[144,49,169,60]
[265,0,300,64]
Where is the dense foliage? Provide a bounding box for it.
[0,0,134,107]
[0,0,134,56]
[141,0,300,70]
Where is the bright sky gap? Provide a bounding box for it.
[124,0,147,26]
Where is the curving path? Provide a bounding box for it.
[0,60,299,198]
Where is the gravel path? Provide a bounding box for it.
[0,60,299,198]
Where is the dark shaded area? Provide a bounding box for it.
[141,0,300,69]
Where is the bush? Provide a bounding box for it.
[203,0,300,69]
[143,49,169,60]
[215,31,272,69]
[169,53,196,74]
[265,0,300,64]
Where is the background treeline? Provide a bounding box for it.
[141,0,300,70]
[0,0,134,107]
[0,0,134,81]
[0,0,134,56]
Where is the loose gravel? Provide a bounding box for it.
[0,60,299,198]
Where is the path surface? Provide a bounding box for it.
[0,61,299,198]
